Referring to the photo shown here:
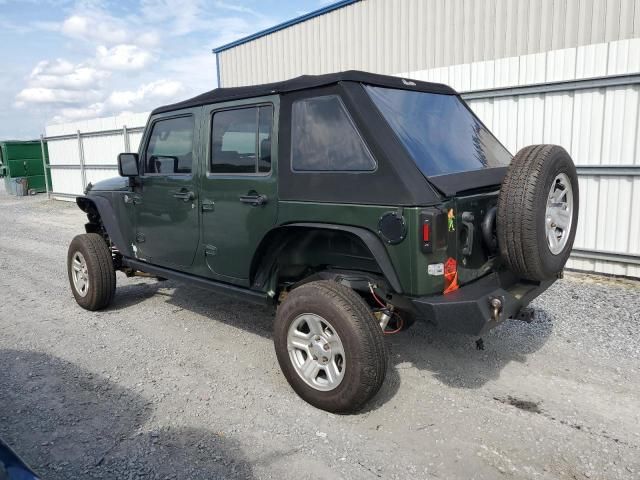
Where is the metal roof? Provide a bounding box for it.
[211,0,361,54]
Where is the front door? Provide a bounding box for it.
[135,111,201,268]
[200,97,279,284]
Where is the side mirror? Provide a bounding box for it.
[118,153,139,177]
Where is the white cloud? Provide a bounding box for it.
[140,0,203,35]
[164,51,216,91]
[5,0,284,134]
[61,14,129,45]
[51,103,106,123]
[47,79,184,123]
[214,1,261,16]
[28,59,109,90]
[59,7,159,48]
[96,44,153,71]
[108,79,184,110]
[15,59,109,107]
[31,59,75,77]
[15,86,103,105]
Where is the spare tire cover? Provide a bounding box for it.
[497,144,579,281]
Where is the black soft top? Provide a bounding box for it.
[152,70,458,114]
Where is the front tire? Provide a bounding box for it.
[67,233,116,311]
[274,281,387,413]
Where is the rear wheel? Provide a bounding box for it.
[274,281,387,413]
[67,233,116,311]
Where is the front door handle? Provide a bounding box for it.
[239,193,268,206]
[172,189,195,202]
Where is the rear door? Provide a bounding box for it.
[134,110,201,268]
[200,96,278,284]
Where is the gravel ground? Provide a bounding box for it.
[0,188,639,480]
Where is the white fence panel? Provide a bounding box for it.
[82,134,127,166]
[47,138,80,166]
[50,168,83,196]
[85,168,122,186]
[45,112,149,199]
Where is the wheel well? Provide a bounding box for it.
[76,197,103,234]
[75,197,119,263]
[250,225,401,295]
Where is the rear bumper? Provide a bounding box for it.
[411,272,555,335]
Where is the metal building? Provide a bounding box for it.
[212,0,640,278]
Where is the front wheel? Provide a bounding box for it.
[67,233,116,311]
[274,281,387,413]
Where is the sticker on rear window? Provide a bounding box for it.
[428,263,444,276]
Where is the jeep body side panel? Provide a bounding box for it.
[254,221,404,294]
[275,202,451,297]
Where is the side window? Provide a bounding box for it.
[291,95,376,172]
[144,116,194,175]
[211,105,273,174]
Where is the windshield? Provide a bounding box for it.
[365,86,512,176]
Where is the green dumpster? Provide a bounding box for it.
[0,140,51,194]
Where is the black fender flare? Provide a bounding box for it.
[252,222,404,294]
[76,194,132,257]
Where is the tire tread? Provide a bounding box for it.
[497,144,577,280]
[274,280,387,413]
[67,233,116,310]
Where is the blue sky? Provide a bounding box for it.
[0,0,330,139]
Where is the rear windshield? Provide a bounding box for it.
[365,85,512,176]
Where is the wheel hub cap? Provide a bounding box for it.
[545,173,573,255]
[287,313,345,391]
[71,251,89,297]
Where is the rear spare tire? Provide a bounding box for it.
[497,144,579,281]
[274,280,387,413]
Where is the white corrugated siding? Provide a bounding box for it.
[219,0,640,278]
[45,112,148,199]
[217,0,640,87]
[400,39,640,277]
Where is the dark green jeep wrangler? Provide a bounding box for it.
[67,71,579,413]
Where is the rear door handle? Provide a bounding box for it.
[239,194,268,206]
[172,189,195,202]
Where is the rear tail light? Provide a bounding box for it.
[422,222,430,242]
[443,257,459,294]
[420,213,433,253]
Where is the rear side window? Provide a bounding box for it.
[211,105,273,174]
[144,116,194,175]
[291,95,376,172]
